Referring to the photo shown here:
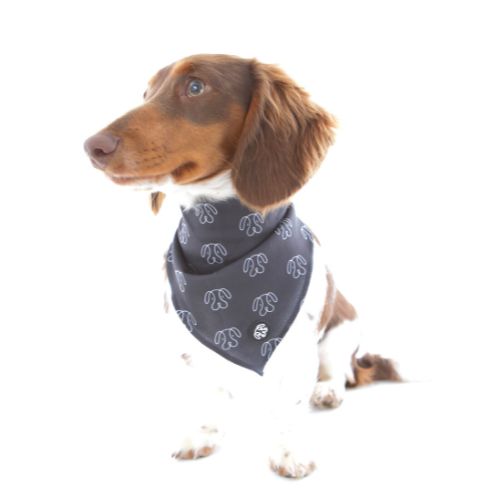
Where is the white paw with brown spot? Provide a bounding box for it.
[171,425,219,460]
[269,445,316,479]
[311,381,345,409]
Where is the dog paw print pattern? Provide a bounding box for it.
[166,198,313,374]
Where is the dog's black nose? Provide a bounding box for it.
[84,133,120,170]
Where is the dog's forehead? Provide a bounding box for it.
[156,55,250,81]
[147,55,253,103]
[147,58,215,89]
[148,64,173,88]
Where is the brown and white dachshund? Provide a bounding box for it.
[84,54,400,479]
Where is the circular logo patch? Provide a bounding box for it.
[253,322,269,340]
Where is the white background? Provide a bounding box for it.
[1,0,499,498]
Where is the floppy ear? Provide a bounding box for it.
[231,61,336,211]
[150,192,166,214]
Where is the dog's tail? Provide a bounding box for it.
[347,352,402,388]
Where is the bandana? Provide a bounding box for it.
[166,197,314,375]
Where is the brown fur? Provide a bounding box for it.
[317,270,358,333]
[318,270,335,333]
[231,62,337,211]
[86,54,400,391]
[317,270,400,388]
[91,55,254,190]
[348,353,402,387]
[87,54,335,213]
[100,103,245,187]
[150,192,165,214]
[327,289,358,330]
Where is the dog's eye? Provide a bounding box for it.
[186,79,205,97]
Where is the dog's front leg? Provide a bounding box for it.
[267,395,316,478]
[263,320,320,478]
[170,355,231,460]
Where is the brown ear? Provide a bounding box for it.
[231,61,336,211]
[150,192,166,214]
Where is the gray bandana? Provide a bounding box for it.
[166,198,314,375]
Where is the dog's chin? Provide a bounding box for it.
[104,161,199,191]
[106,173,169,191]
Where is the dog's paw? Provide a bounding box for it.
[171,425,219,460]
[310,381,345,409]
[269,444,316,479]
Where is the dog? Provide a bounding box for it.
[84,54,401,478]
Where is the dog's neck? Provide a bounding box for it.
[173,197,289,274]
[162,171,295,273]
[165,177,314,375]
[161,170,237,209]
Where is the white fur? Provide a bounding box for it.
[159,172,360,477]
[312,320,362,408]
[158,170,236,208]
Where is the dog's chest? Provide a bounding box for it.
[166,198,314,375]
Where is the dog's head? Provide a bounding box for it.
[84,54,336,212]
